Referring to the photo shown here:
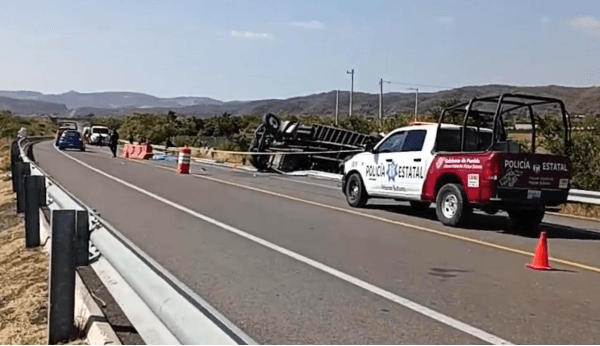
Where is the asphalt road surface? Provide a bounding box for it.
[34,141,600,344]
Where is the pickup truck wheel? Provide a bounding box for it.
[410,201,431,213]
[346,173,368,208]
[436,183,471,226]
[509,208,545,236]
[263,113,281,134]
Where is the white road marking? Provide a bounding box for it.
[57,147,511,345]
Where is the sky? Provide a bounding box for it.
[1,0,599,101]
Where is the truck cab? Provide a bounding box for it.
[90,126,110,146]
[342,94,572,234]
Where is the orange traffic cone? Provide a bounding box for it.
[527,230,553,271]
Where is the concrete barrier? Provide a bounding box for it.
[122,144,153,160]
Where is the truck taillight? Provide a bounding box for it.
[483,157,498,180]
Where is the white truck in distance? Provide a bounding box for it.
[341,94,572,235]
[89,126,110,146]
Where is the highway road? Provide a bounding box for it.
[34,140,600,344]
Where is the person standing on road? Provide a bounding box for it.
[109,128,120,157]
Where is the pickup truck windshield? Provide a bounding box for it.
[93,128,109,134]
[436,128,493,152]
[378,130,427,153]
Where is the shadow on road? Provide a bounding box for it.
[365,203,600,241]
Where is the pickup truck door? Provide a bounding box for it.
[372,129,429,198]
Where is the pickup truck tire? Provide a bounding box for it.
[263,113,281,134]
[346,173,368,208]
[509,208,545,236]
[436,183,471,226]
[410,201,431,213]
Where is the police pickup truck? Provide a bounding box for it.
[342,94,572,234]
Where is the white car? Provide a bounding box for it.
[89,126,110,146]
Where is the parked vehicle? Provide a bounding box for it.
[341,94,572,234]
[58,130,86,151]
[89,126,110,146]
[55,126,75,146]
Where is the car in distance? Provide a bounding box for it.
[58,130,86,151]
[55,125,75,146]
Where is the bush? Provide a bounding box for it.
[91,117,124,130]
[0,113,20,139]
[170,135,195,147]
[537,115,600,190]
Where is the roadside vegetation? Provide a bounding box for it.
[90,100,600,192]
[1,111,57,172]
[0,111,57,139]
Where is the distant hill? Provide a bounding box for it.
[0,96,67,114]
[0,90,223,110]
[174,85,600,118]
[1,85,599,118]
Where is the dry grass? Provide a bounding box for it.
[559,203,600,220]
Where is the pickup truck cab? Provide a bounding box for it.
[90,126,110,146]
[342,94,572,234]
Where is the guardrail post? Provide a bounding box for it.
[10,139,20,192]
[15,162,30,213]
[48,210,77,344]
[24,175,44,248]
[75,210,89,266]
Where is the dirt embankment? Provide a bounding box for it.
[0,140,48,344]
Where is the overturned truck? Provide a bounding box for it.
[248,113,380,173]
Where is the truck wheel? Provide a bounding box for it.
[58,146,65,151]
[410,201,431,213]
[509,208,545,236]
[345,173,368,208]
[263,113,281,134]
[436,183,471,226]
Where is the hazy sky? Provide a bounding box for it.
[1,0,599,100]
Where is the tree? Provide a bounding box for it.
[537,115,600,190]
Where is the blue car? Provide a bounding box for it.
[58,130,86,151]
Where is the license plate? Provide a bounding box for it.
[527,190,541,199]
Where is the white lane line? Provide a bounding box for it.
[57,148,511,345]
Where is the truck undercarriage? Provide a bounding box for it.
[248,113,380,173]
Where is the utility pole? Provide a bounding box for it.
[379,79,391,126]
[347,69,354,117]
[335,90,339,126]
[407,87,419,122]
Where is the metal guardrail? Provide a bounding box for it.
[568,189,600,205]
[15,137,254,345]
